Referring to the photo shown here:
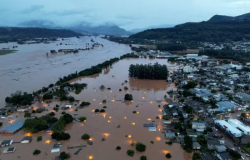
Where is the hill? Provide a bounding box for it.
[208,12,250,22]
[130,20,250,42]
[19,20,130,36]
[71,23,130,35]
[0,27,82,42]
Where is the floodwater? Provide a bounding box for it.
[0,36,131,107]
[0,58,187,160]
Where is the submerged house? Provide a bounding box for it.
[3,147,16,154]
[0,140,13,147]
[21,136,32,143]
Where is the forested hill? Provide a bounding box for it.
[129,20,250,42]
[0,27,82,42]
[208,12,250,22]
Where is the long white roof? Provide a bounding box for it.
[215,120,242,136]
[228,119,250,133]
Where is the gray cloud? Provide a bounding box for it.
[21,5,44,14]
[1,0,250,30]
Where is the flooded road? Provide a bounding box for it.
[0,58,186,160]
[0,36,131,107]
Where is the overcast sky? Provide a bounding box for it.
[1,0,250,30]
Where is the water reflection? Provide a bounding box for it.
[129,78,167,91]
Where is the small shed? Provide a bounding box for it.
[0,140,13,147]
[21,136,32,143]
[36,107,45,113]
[51,143,62,153]
[3,147,16,153]
[165,132,176,138]
[65,105,72,109]
[193,142,201,150]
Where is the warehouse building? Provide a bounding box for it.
[216,101,238,112]
[228,119,250,135]
[215,120,243,137]
[0,120,24,134]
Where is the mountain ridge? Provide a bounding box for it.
[130,12,250,42]
[208,12,250,22]
[0,27,82,42]
[19,20,131,35]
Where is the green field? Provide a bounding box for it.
[0,50,17,55]
[243,146,250,154]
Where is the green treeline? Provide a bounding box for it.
[52,113,73,132]
[129,63,168,80]
[120,53,139,59]
[56,58,119,85]
[5,91,34,105]
[157,43,187,51]
[23,114,58,133]
[199,48,250,63]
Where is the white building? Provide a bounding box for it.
[183,66,195,73]
[192,122,206,132]
[215,120,243,137]
[65,105,72,109]
[228,119,250,135]
[21,136,32,143]
[186,54,198,58]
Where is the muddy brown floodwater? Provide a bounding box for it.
[0,58,188,160]
[0,36,131,107]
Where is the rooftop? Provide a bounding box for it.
[22,136,32,141]
[207,140,221,146]
[217,101,237,109]
[0,120,24,133]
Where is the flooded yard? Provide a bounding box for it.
[0,58,186,160]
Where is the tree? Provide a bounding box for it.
[192,153,201,160]
[184,136,193,151]
[166,153,171,158]
[80,101,90,107]
[24,112,31,118]
[37,136,42,141]
[100,85,105,90]
[51,132,70,141]
[136,143,146,152]
[60,152,70,159]
[95,109,100,112]
[140,155,147,160]
[129,63,168,80]
[182,81,198,89]
[227,149,241,159]
[68,96,75,102]
[100,109,105,113]
[82,134,90,140]
[43,93,53,100]
[5,91,34,105]
[116,146,121,150]
[127,150,134,156]
[63,113,73,123]
[33,149,41,155]
[80,117,87,122]
[124,94,133,101]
